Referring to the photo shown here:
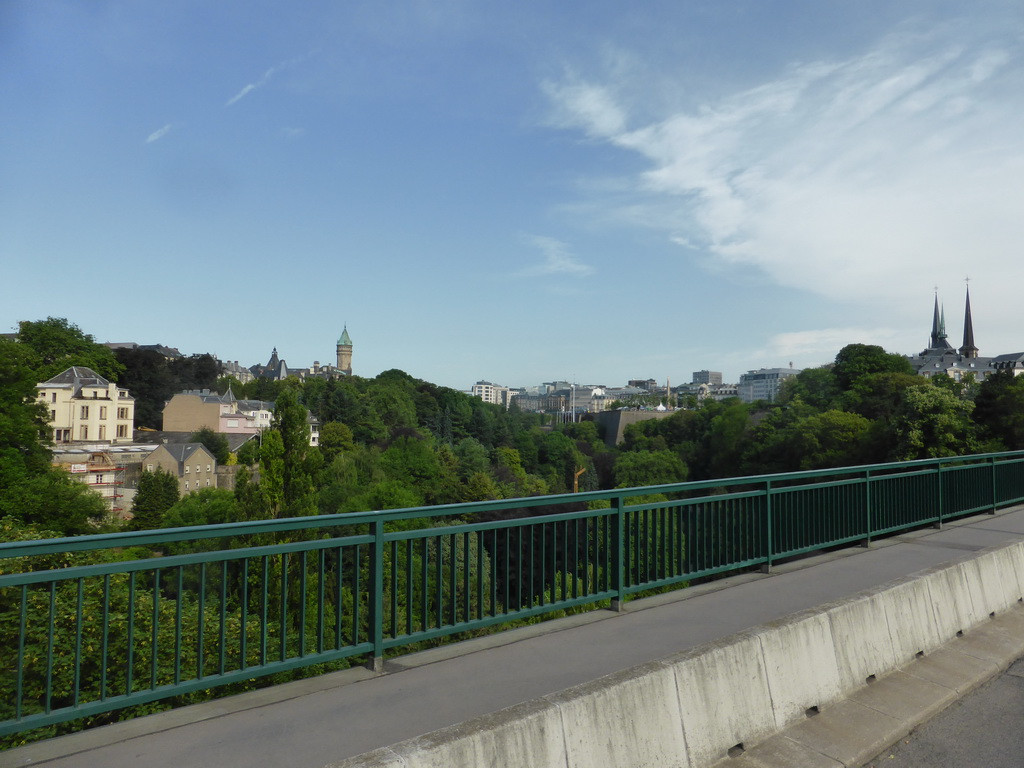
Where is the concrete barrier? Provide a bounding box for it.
[668,632,774,767]
[549,661,689,768]
[327,540,1024,768]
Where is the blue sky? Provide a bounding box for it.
[3,1,1024,390]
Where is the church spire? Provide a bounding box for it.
[930,293,941,349]
[960,282,978,358]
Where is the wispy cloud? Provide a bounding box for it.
[766,327,901,361]
[225,51,318,107]
[517,235,595,277]
[145,124,173,143]
[542,18,1024,316]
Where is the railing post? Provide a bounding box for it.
[761,480,773,573]
[610,496,626,612]
[863,468,872,547]
[935,461,944,529]
[368,518,385,672]
[990,455,998,514]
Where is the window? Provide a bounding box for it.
[184,465,189,473]
[117,407,129,419]
[51,410,56,421]
[80,405,89,419]
[207,464,211,472]
[98,425,106,440]
[184,481,189,491]
[195,465,200,474]
[79,426,88,440]
[206,479,211,487]
[146,464,153,472]
[117,424,128,438]
[100,406,107,419]
[51,392,56,403]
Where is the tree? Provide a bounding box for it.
[0,339,107,534]
[613,450,688,489]
[318,422,355,465]
[162,488,241,529]
[266,387,319,518]
[190,427,230,465]
[130,469,180,530]
[17,317,123,382]
[974,371,1024,450]
[832,344,914,392]
[888,385,978,460]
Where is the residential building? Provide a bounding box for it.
[737,368,801,403]
[36,366,135,444]
[161,388,272,434]
[471,380,516,408]
[51,444,158,518]
[145,443,217,495]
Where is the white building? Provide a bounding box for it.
[36,367,135,444]
[737,368,801,403]
[471,380,516,409]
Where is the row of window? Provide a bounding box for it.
[77,406,132,420]
[183,479,212,491]
[183,464,212,474]
[74,425,129,440]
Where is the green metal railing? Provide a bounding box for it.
[2,450,1024,738]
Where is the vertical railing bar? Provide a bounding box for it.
[280,553,289,663]
[174,567,183,686]
[17,585,28,718]
[151,569,160,690]
[298,552,308,658]
[389,540,398,641]
[100,575,110,701]
[219,560,228,674]
[73,578,84,707]
[260,557,268,666]
[318,550,326,654]
[241,558,250,668]
[371,520,385,669]
[45,581,56,714]
[198,564,206,679]
[405,540,413,637]
[462,531,470,625]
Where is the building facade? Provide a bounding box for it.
[737,368,801,403]
[145,443,218,495]
[36,367,135,444]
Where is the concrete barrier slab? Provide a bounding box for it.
[847,670,955,723]
[753,611,843,727]
[926,563,981,639]
[367,698,567,768]
[728,735,844,768]
[668,632,775,767]
[324,747,406,768]
[879,577,943,662]
[903,645,998,695]
[783,699,903,768]
[547,660,690,768]
[956,619,1024,667]
[826,591,898,691]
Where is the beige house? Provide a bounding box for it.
[145,443,217,495]
[162,388,273,435]
[36,367,135,444]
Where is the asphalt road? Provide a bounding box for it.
[862,656,1024,768]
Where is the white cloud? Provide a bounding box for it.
[542,18,1024,321]
[517,235,594,277]
[225,51,318,107]
[766,327,901,362]
[145,124,173,143]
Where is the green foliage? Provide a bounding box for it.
[833,343,914,392]
[889,385,979,460]
[130,469,180,531]
[235,437,260,466]
[974,371,1024,450]
[318,422,355,464]
[17,317,124,382]
[116,350,221,429]
[162,488,241,529]
[613,450,688,488]
[190,427,230,465]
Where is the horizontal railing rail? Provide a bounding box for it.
[3,450,1024,739]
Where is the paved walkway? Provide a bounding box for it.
[6,506,1024,768]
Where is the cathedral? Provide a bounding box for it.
[906,287,1007,381]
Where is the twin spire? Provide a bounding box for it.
[928,285,977,359]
